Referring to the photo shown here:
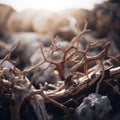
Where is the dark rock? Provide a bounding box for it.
[75,93,112,120]
[108,30,120,51]
[88,2,120,37]
[108,0,120,3]
[110,112,120,120]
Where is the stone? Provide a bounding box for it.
[0,4,14,36]
[88,2,120,37]
[75,93,112,120]
[6,9,38,34]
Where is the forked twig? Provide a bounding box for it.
[0,42,19,66]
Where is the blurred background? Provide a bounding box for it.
[0,0,105,11]
[0,0,120,70]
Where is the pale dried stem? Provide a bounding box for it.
[96,59,105,93]
[0,42,19,66]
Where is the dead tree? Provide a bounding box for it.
[0,21,120,120]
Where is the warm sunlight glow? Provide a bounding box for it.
[0,0,105,11]
[54,70,59,75]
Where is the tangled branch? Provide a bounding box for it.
[0,21,120,120]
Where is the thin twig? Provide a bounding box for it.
[96,59,105,93]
